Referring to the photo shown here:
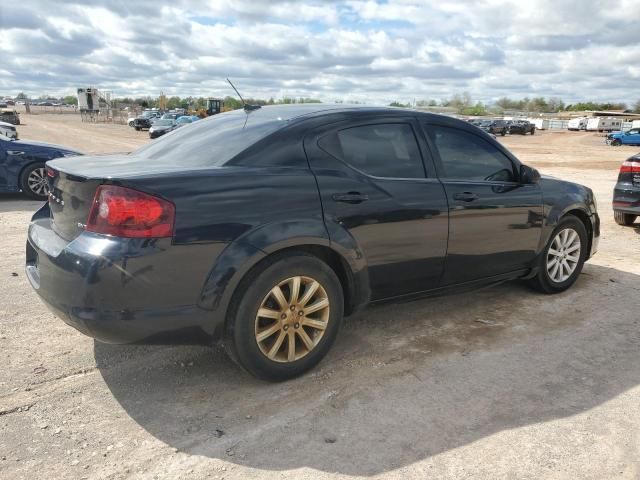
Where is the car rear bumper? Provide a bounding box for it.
[613,183,640,214]
[26,215,215,345]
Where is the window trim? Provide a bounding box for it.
[317,120,428,181]
[422,122,522,184]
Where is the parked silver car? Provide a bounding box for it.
[0,121,18,140]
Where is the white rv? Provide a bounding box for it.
[567,117,588,131]
[527,118,549,130]
[586,117,623,132]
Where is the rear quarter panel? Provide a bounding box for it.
[117,166,326,317]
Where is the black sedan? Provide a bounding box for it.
[26,105,600,380]
[148,119,178,139]
[0,135,81,199]
[613,153,640,226]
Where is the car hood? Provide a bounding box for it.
[150,125,172,131]
[539,174,595,205]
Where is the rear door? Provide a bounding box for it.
[305,116,449,300]
[422,121,543,284]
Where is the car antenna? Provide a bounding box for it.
[226,78,261,112]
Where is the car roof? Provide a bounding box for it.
[229,104,472,127]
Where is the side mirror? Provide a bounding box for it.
[520,164,541,184]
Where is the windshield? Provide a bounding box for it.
[177,117,191,123]
[133,108,288,167]
[155,119,174,126]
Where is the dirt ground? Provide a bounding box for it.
[2,113,640,480]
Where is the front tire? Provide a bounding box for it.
[225,253,344,381]
[20,163,49,200]
[611,139,621,146]
[527,216,587,294]
[614,210,636,226]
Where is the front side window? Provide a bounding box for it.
[319,123,424,179]
[426,125,516,182]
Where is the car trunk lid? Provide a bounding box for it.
[47,166,102,241]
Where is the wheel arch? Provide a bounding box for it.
[562,208,593,257]
[542,203,593,255]
[199,222,370,339]
[17,160,47,193]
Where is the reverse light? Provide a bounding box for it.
[86,185,175,238]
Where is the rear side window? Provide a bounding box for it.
[319,123,425,179]
[426,125,516,182]
[132,109,286,167]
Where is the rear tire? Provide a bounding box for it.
[20,163,49,200]
[224,252,344,381]
[611,139,621,146]
[530,128,535,135]
[527,216,587,294]
[134,126,140,131]
[614,210,636,226]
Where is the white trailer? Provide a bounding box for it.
[632,120,640,129]
[586,117,623,132]
[567,117,588,131]
[527,118,549,130]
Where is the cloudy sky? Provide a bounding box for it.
[0,0,638,104]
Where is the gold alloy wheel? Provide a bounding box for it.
[254,276,330,363]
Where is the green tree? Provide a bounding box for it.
[63,95,78,105]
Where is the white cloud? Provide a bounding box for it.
[0,0,637,104]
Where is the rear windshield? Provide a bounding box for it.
[132,109,287,167]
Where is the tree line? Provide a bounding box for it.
[12,91,640,115]
[391,94,640,115]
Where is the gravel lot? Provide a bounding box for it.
[2,113,640,479]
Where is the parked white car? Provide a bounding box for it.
[0,120,18,139]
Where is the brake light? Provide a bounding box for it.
[46,166,58,178]
[620,160,640,174]
[86,185,175,238]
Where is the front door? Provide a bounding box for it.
[305,117,449,300]
[423,122,543,285]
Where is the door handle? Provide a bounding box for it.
[332,192,369,204]
[453,192,479,202]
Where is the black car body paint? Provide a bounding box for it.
[25,105,600,344]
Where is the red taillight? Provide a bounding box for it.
[46,166,58,178]
[86,185,175,238]
[620,160,640,174]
